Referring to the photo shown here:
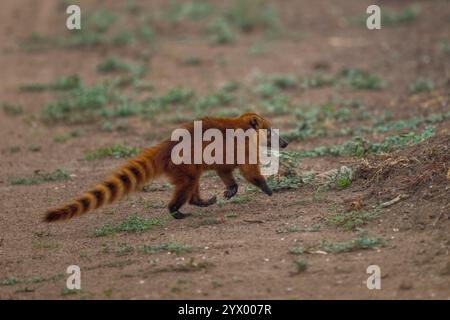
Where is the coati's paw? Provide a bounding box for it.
[262,186,273,196]
[170,211,191,219]
[190,196,217,207]
[224,185,238,199]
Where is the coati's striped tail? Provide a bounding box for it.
[44,147,160,222]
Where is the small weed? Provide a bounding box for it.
[115,243,134,257]
[142,243,192,255]
[2,102,23,116]
[225,213,239,218]
[276,225,300,234]
[20,75,82,92]
[408,78,434,94]
[53,131,80,143]
[42,85,109,124]
[326,209,380,230]
[208,17,236,44]
[294,259,309,272]
[181,56,204,66]
[60,288,79,296]
[94,216,163,237]
[10,169,70,186]
[340,68,384,90]
[321,234,384,253]
[84,144,139,160]
[193,218,223,228]
[288,247,304,255]
[32,240,58,249]
[0,277,19,286]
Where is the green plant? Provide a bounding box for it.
[2,102,23,116]
[340,68,384,90]
[321,233,384,253]
[0,277,19,286]
[208,17,236,44]
[408,78,434,93]
[84,144,139,160]
[289,247,304,255]
[42,85,109,124]
[142,243,192,255]
[294,259,309,272]
[94,216,163,237]
[326,209,380,230]
[20,75,82,92]
[10,169,70,186]
[225,0,282,36]
[166,0,214,21]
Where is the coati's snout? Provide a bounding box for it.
[267,128,288,149]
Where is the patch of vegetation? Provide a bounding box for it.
[20,75,82,92]
[41,85,109,124]
[326,209,380,230]
[348,5,421,26]
[142,242,192,255]
[382,5,421,25]
[288,247,304,255]
[193,89,233,113]
[321,234,384,253]
[408,78,434,94]
[149,257,212,273]
[166,0,214,21]
[283,102,356,141]
[32,240,58,249]
[2,102,23,116]
[340,68,384,90]
[181,56,204,66]
[84,144,139,160]
[300,72,336,89]
[259,95,291,115]
[440,41,450,54]
[97,57,145,85]
[193,218,223,228]
[0,277,19,286]
[320,166,353,190]
[60,288,79,296]
[283,127,434,158]
[294,259,309,272]
[94,216,163,237]
[276,225,300,234]
[224,0,283,36]
[10,169,70,186]
[53,131,80,143]
[208,17,236,44]
[115,243,134,257]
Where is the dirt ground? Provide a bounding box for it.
[0,0,449,299]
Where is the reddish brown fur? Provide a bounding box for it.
[44,113,286,222]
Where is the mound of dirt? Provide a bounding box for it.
[354,132,449,214]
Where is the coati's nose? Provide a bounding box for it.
[279,137,289,149]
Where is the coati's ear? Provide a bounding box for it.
[250,116,258,129]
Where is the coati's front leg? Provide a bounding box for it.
[189,180,217,207]
[239,164,273,196]
[217,169,238,199]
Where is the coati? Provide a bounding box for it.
[44,113,289,222]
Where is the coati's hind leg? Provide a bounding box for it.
[217,169,238,199]
[189,180,217,207]
[168,176,197,219]
[239,164,273,196]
